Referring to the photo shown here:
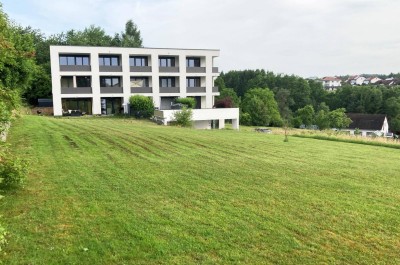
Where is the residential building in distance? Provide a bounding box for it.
[344,113,389,137]
[347,75,366,86]
[321,76,342,91]
[50,46,239,129]
[363,77,381,85]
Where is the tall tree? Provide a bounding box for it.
[121,20,143,47]
[241,88,282,126]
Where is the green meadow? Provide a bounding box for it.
[1,115,399,264]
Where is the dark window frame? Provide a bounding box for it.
[186,57,201,67]
[76,76,91,87]
[99,55,120,66]
[159,77,176,87]
[129,56,148,67]
[59,55,90,66]
[100,76,122,87]
[186,77,201,87]
[159,57,176,67]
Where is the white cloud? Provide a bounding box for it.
[2,0,400,76]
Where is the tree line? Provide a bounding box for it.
[215,70,400,132]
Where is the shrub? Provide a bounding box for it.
[0,146,28,190]
[214,97,233,108]
[175,98,196,109]
[129,95,154,118]
[173,107,193,127]
[240,112,252,126]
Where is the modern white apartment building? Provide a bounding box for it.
[50,46,239,129]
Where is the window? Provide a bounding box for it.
[130,77,149,87]
[99,55,120,66]
[160,77,176,87]
[76,76,91,87]
[186,57,200,67]
[130,56,148,67]
[100,77,121,87]
[59,55,90,66]
[61,76,73,87]
[186,77,200,87]
[159,57,175,67]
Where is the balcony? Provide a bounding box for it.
[212,86,219,93]
[130,66,152,72]
[130,87,153,93]
[186,87,206,93]
[159,87,180,93]
[99,66,122,72]
[100,87,123,94]
[61,87,92,94]
[212,67,219,73]
[159,67,179,73]
[60,65,91,72]
[186,67,206,73]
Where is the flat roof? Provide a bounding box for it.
[50,45,219,51]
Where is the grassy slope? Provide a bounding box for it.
[1,116,400,264]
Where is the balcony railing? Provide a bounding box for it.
[212,67,219,73]
[212,86,219,93]
[186,87,206,93]
[186,67,206,73]
[130,66,152,72]
[100,87,123,94]
[99,65,122,72]
[130,87,153,93]
[60,65,91,72]
[159,87,180,93]
[61,87,92,94]
[159,67,179,73]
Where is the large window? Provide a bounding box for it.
[160,77,176,87]
[130,77,149,87]
[186,77,200,87]
[100,77,121,87]
[159,57,175,67]
[60,76,73,87]
[186,57,200,67]
[130,56,148,67]
[59,55,90,66]
[76,76,91,87]
[99,55,120,66]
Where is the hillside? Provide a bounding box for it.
[1,116,400,264]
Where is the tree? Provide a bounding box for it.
[295,105,315,127]
[329,108,352,130]
[384,97,400,118]
[129,95,154,118]
[175,97,196,108]
[216,87,240,107]
[241,88,282,126]
[389,115,400,133]
[121,20,143,47]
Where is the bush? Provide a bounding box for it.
[214,97,233,108]
[129,95,154,118]
[173,107,193,127]
[0,146,28,190]
[175,98,196,109]
[240,112,252,126]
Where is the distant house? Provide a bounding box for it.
[363,77,381,85]
[347,75,366,86]
[344,113,389,137]
[321,76,341,91]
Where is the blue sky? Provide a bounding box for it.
[2,0,400,77]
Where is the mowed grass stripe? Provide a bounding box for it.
[1,116,400,264]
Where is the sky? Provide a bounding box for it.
[2,0,400,77]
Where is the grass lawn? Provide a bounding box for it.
[1,115,400,264]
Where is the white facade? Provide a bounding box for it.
[322,77,341,91]
[50,45,239,129]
